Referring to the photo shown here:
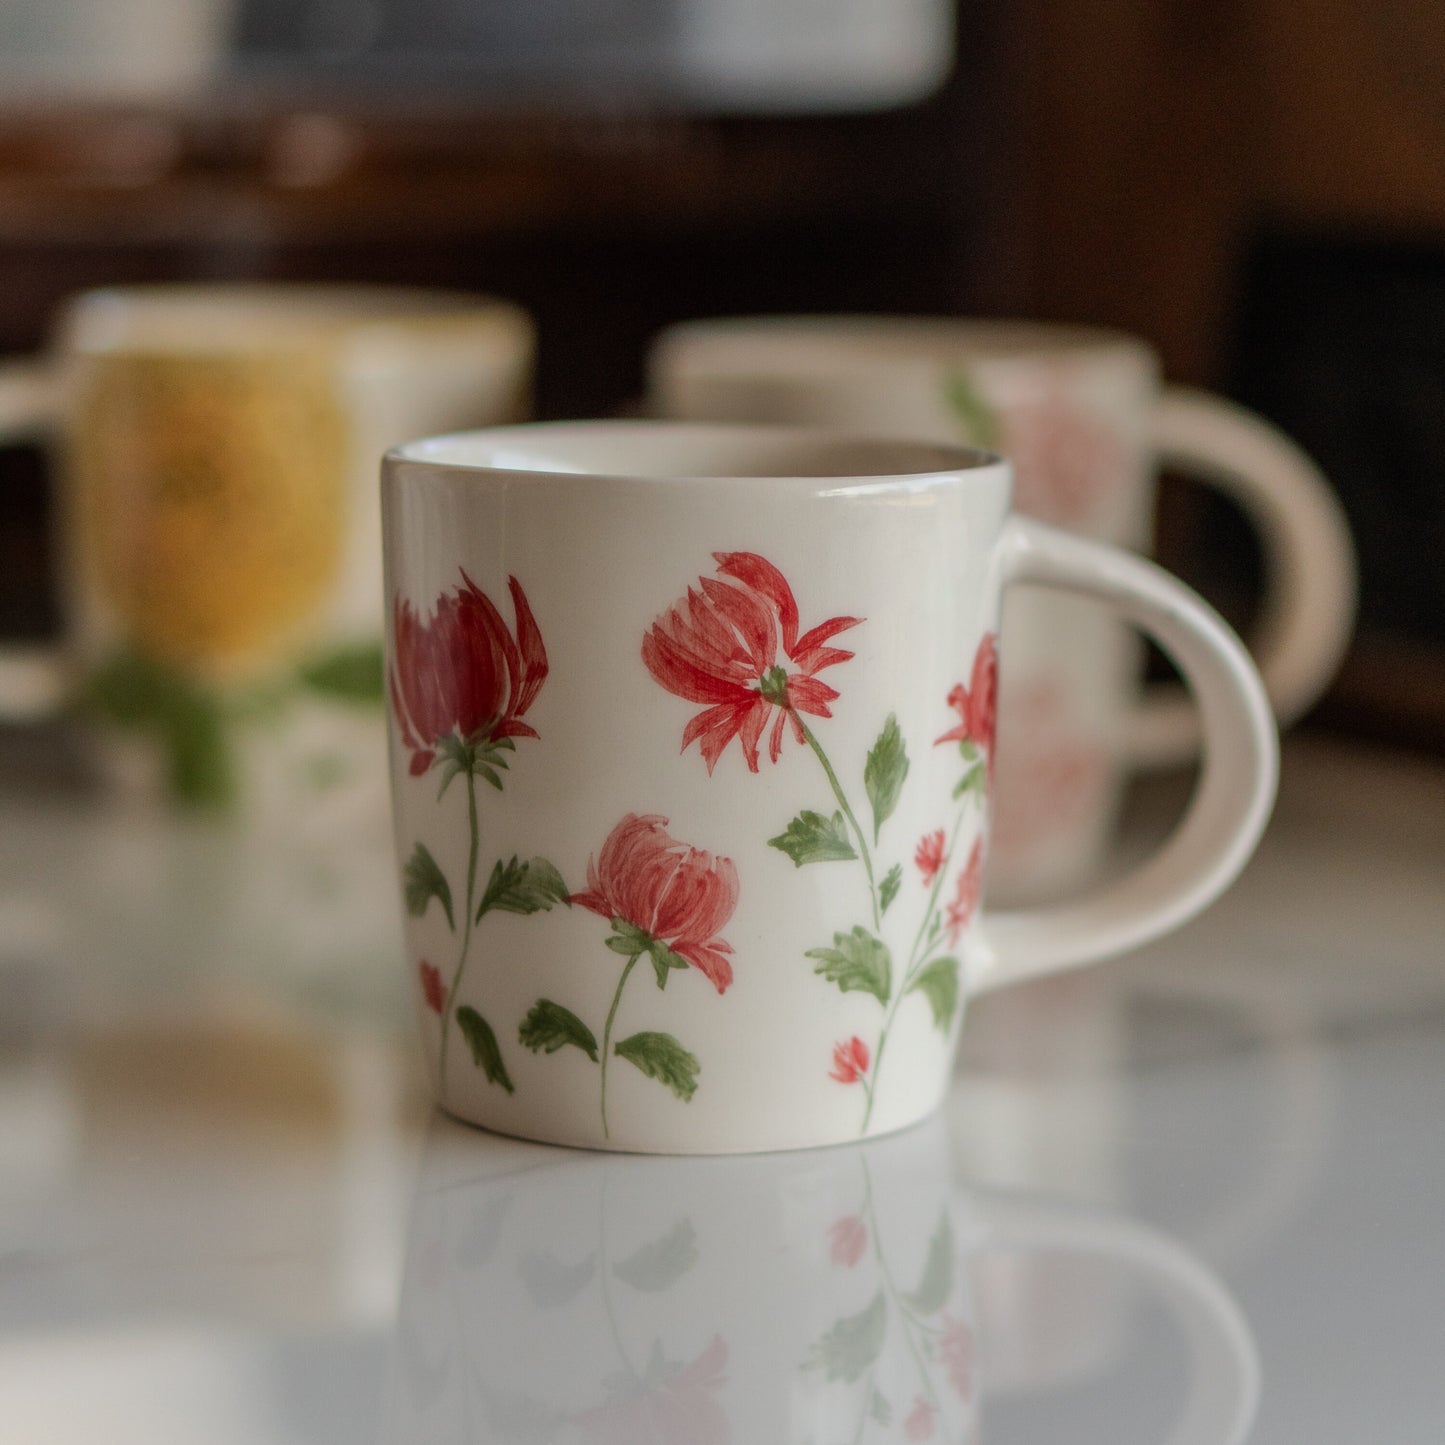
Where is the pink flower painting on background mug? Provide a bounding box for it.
[649,317,1354,900]
[383,421,1277,1153]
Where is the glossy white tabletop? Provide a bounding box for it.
[0,734,1441,1444]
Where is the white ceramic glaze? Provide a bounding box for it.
[648,316,1353,900]
[382,420,1276,1153]
[0,283,534,817]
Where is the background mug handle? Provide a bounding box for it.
[973,518,1278,994]
[978,1193,1261,1445]
[0,361,68,720]
[1127,386,1357,770]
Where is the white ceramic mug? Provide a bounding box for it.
[0,283,533,815]
[383,421,1275,1153]
[386,1115,1259,1445]
[648,317,1354,899]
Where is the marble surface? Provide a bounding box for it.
[0,734,1441,1444]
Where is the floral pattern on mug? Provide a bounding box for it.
[936,632,997,774]
[830,1036,872,1087]
[645,550,996,1134]
[944,368,1125,529]
[418,960,445,1015]
[642,550,862,773]
[915,830,946,886]
[519,814,739,1139]
[393,570,569,1103]
[391,569,548,776]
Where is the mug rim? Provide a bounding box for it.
[386,419,1007,491]
[651,313,1158,372]
[59,283,532,354]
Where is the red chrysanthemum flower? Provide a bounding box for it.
[419,960,445,1014]
[571,814,739,994]
[944,838,985,947]
[830,1035,871,1085]
[828,1215,868,1268]
[936,631,998,766]
[642,551,862,773]
[390,571,548,776]
[915,828,947,885]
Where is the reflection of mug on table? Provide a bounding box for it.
[649,317,1356,900]
[387,1115,1259,1445]
[0,284,533,814]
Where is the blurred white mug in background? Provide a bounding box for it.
[650,316,1356,900]
[0,283,534,821]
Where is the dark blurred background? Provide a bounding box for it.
[1,0,1442,747]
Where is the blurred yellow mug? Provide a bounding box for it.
[0,284,534,814]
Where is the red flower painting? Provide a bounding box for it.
[418,960,445,1015]
[390,570,548,776]
[643,551,862,773]
[527,813,738,1140]
[830,1036,871,1085]
[936,632,998,766]
[572,814,739,995]
[915,829,946,886]
[944,838,985,947]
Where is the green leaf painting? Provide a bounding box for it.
[907,957,960,1032]
[864,713,909,842]
[614,1031,700,1103]
[806,928,892,1005]
[606,918,655,956]
[879,863,903,915]
[456,1007,515,1094]
[404,842,455,929]
[952,763,986,802]
[905,1211,955,1315]
[807,1291,886,1383]
[943,369,1001,450]
[476,855,570,921]
[612,1219,699,1292]
[518,1000,599,1063]
[768,810,857,866]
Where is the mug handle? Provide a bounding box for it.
[1127,386,1357,770]
[0,360,68,721]
[978,1194,1261,1445]
[971,519,1277,995]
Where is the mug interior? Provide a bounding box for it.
[391,419,998,483]
[60,283,527,355]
